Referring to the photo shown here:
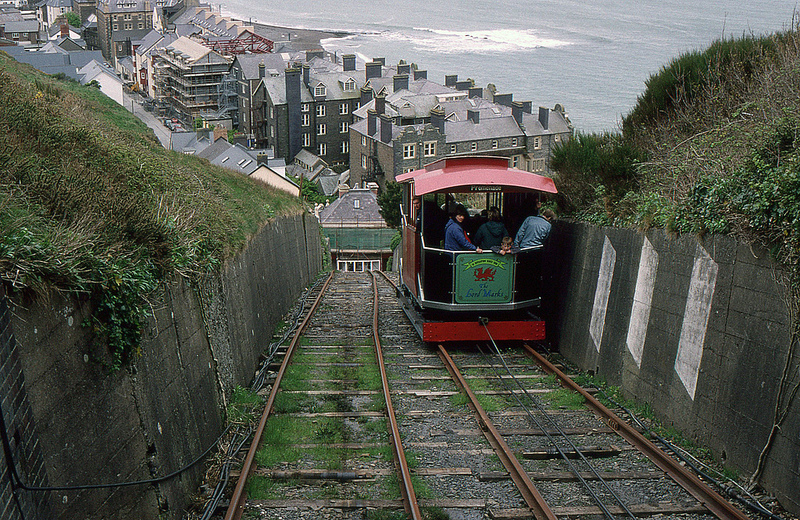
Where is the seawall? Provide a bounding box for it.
[0,212,324,519]
[549,221,800,515]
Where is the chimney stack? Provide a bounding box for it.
[380,113,392,143]
[445,74,458,87]
[538,106,549,130]
[302,63,310,88]
[60,24,68,37]
[365,61,382,80]
[375,93,386,115]
[455,80,472,91]
[512,101,524,125]
[360,86,373,106]
[468,87,482,98]
[413,69,427,80]
[367,109,377,136]
[258,62,265,79]
[430,108,445,134]
[373,57,386,65]
[397,63,411,74]
[467,109,480,124]
[494,93,512,106]
[393,74,409,92]
[342,54,356,71]
[521,101,532,114]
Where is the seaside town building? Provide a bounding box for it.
[96,0,153,65]
[319,186,396,271]
[348,74,572,189]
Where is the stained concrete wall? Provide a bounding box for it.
[0,212,324,520]
[549,221,800,515]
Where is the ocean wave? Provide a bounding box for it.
[408,27,571,53]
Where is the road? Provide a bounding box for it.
[121,89,172,148]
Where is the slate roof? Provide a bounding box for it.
[260,74,314,105]
[319,188,387,227]
[209,143,259,175]
[196,137,233,161]
[97,0,150,14]
[169,130,212,154]
[4,20,39,32]
[232,53,287,81]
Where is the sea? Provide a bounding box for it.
[218,0,797,133]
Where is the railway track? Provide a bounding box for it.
[217,270,750,520]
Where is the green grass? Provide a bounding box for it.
[226,386,264,424]
[0,52,303,371]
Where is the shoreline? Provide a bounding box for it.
[224,13,351,51]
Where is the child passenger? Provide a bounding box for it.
[491,236,519,255]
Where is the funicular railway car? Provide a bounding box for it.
[395,156,557,343]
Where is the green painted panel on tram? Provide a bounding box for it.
[454,253,514,304]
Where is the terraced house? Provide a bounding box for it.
[96,0,153,65]
[349,74,573,189]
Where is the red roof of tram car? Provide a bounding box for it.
[395,156,558,196]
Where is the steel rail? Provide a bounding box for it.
[224,271,335,520]
[523,343,751,520]
[437,344,558,520]
[371,272,422,520]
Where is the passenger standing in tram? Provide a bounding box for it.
[445,206,483,253]
[473,207,508,249]
[412,197,422,229]
[513,209,555,249]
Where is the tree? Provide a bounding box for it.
[377,181,403,228]
[65,11,80,27]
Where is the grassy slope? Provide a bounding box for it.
[0,51,302,367]
[553,26,800,270]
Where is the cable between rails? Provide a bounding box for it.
[477,324,634,520]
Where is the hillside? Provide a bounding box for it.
[552,24,800,274]
[0,51,302,369]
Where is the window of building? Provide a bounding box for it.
[316,104,326,117]
[343,78,356,91]
[511,155,520,168]
[301,103,310,112]
[532,158,546,172]
[403,167,415,173]
[423,141,436,157]
[138,22,143,29]
[339,121,349,133]
[512,137,518,146]
[361,135,367,146]
[470,142,478,152]
[555,134,561,142]
[450,144,457,154]
[492,140,498,149]
[270,126,274,137]
[339,103,349,115]
[403,143,416,159]
[302,113,309,126]
[317,124,326,135]
[318,143,327,155]
[341,141,349,153]
[113,23,118,30]
[361,154,368,169]
[124,13,130,19]
[533,136,542,150]
[314,84,327,97]
[303,133,311,147]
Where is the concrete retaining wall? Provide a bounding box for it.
[0,212,324,520]
[549,221,800,515]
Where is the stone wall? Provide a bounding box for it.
[548,221,800,515]
[0,212,324,519]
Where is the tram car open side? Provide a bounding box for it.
[395,156,558,343]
